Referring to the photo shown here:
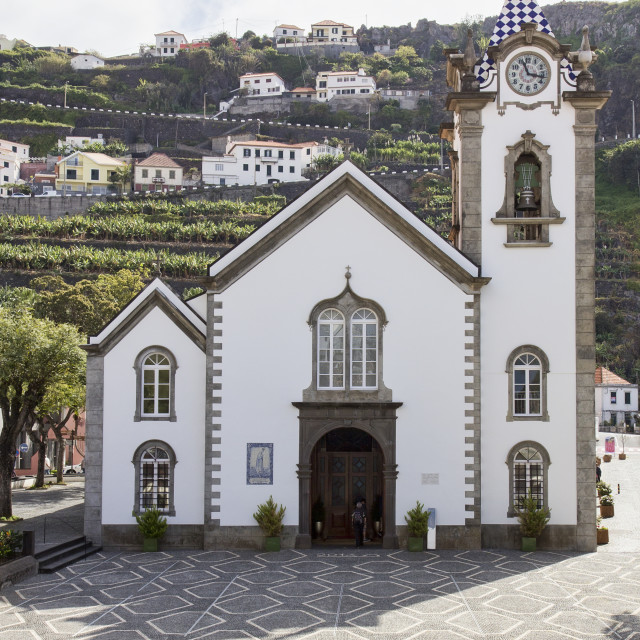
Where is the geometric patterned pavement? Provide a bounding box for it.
[2,547,640,639]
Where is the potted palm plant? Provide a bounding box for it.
[134,507,168,552]
[311,497,325,539]
[253,496,286,551]
[515,493,550,552]
[404,501,431,552]
[599,493,615,518]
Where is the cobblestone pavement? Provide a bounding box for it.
[0,451,638,638]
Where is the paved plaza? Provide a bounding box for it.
[0,446,638,639]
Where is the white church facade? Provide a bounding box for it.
[84,0,609,552]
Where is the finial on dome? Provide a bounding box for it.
[568,25,597,91]
[345,265,351,280]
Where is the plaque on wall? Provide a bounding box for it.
[247,443,273,485]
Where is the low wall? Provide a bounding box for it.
[0,555,38,589]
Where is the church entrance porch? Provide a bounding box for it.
[312,428,383,541]
[293,401,402,549]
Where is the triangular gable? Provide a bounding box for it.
[476,0,575,84]
[85,279,206,355]
[205,162,488,295]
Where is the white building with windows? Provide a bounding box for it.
[315,69,376,101]
[154,31,187,57]
[202,140,322,186]
[133,153,184,192]
[0,138,30,195]
[310,20,357,44]
[239,72,286,97]
[85,0,608,553]
[595,367,638,431]
[273,24,307,44]
[70,54,105,70]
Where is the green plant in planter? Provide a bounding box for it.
[597,481,612,498]
[515,493,550,551]
[134,508,168,552]
[253,496,286,551]
[404,501,431,552]
[600,493,614,506]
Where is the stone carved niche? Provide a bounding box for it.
[493,130,564,246]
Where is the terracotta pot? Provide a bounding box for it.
[597,528,609,545]
[603,454,612,463]
[619,453,626,460]
[600,504,614,518]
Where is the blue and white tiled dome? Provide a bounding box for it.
[476,0,576,84]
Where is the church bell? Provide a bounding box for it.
[516,163,538,212]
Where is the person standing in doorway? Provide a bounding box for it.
[352,500,367,547]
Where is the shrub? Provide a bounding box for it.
[515,493,550,538]
[0,530,23,559]
[253,496,286,537]
[600,493,614,506]
[134,507,168,539]
[404,501,430,537]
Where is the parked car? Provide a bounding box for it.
[63,464,83,474]
[10,192,29,197]
[35,191,58,197]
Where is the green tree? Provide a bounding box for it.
[0,310,85,516]
[108,164,132,194]
[31,270,146,337]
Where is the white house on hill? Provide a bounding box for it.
[239,72,286,97]
[84,0,610,553]
[71,54,104,70]
[154,31,187,57]
[315,69,376,101]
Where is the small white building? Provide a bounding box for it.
[595,367,638,431]
[154,31,187,57]
[71,54,105,70]
[273,24,307,44]
[239,72,286,97]
[0,139,30,194]
[60,134,105,150]
[0,35,17,51]
[315,68,376,101]
[134,153,184,192]
[202,139,322,186]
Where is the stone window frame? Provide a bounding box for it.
[492,130,564,246]
[132,440,177,516]
[506,345,550,422]
[506,440,551,517]
[134,346,178,422]
[304,278,392,403]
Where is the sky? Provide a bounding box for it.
[1,0,622,58]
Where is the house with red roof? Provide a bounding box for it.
[595,367,638,431]
[134,153,183,192]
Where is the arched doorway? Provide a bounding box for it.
[311,428,384,540]
[293,401,401,549]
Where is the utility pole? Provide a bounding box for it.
[203,92,208,120]
[632,100,636,139]
[64,82,68,109]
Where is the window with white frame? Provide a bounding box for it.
[506,441,550,517]
[133,441,176,515]
[318,309,344,389]
[134,347,177,421]
[514,354,541,416]
[506,346,549,421]
[306,285,389,402]
[351,309,377,388]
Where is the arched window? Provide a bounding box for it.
[134,347,178,422]
[351,309,377,389]
[305,277,391,402]
[506,345,549,421]
[318,309,345,389]
[513,353,541,416]
[132,441,177,516]
[506,441,550,517]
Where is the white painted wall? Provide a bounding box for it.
[478,47,579,525]
[71,55,104,70]
[214,194,469,528]
[102,306,205,525]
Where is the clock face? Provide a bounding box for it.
[506,52,550,96]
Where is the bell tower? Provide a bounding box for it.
[443,1,610,551]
